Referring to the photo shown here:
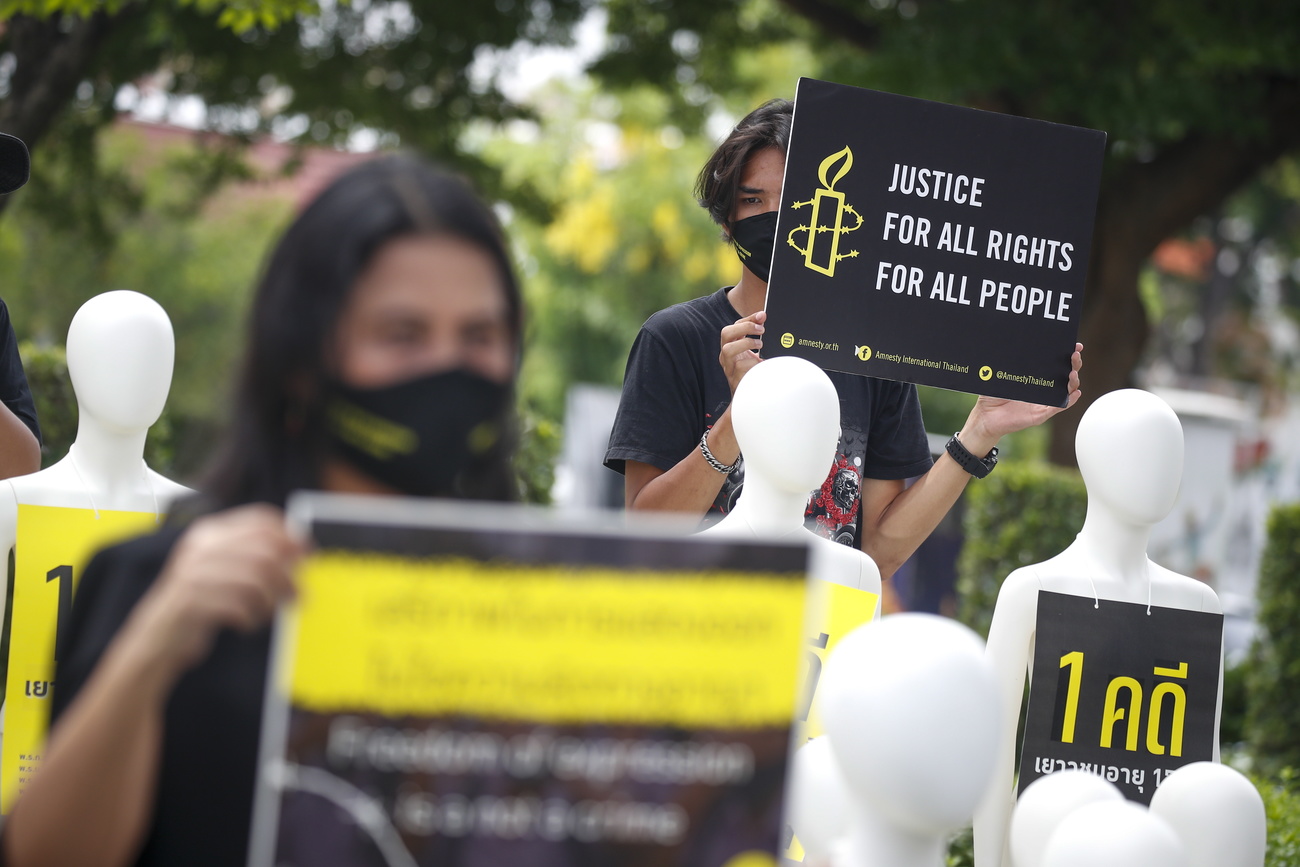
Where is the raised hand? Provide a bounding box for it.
[968,343,1084,446]
[125,504,306,680]
[719,310,767,395]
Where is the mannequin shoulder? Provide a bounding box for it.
[148,471,194,502]
[808,533,881,593]
[1149,561,1222,614]
[5,461,91,506]
[994,563,1051,608]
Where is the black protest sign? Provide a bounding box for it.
[764,78,1106,406]
[1016,591,1223,805]
[251,494,810,867]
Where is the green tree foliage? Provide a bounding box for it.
[955,461,1087,638]
[594,0,1300,464]
[0,0,313,32]
[0,0,593,220]
[0,120,292,478]
[474,83,737,421]
[1246,504,1300,776]
[1260,771,1300,867]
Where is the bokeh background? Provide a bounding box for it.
[3,1,1300,860]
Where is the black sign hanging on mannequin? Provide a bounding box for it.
[764,78,1106,406]
[1016,591,1223,805]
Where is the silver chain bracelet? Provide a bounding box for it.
[699,430,741,475]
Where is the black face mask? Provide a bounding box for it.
[731,210,779,283]
[324,368,512,498]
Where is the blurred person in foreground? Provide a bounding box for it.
[3,154,523,867]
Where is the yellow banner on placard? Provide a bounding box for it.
[287,551,808,729]
[798,580,879,742]
[786,580,879,864]
[2,504,159,813]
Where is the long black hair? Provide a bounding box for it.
[197,154,523,510]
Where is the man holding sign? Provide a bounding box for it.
[605,93,1085,578]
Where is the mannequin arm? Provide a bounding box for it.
[972,573,1039,867]
[0,402,40,480]
[624,408,738,512]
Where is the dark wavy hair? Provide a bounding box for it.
[694,98,792,239]
[195,154,523,511]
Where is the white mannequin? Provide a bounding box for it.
[1148,761,1265,867]
[1039,801,1187,867]
[0,290,189,532]
[1009,770,1123,867]
[787,735,853,867]
[703,355,880,596]
[973,389,1223,867]
[0,291,190,804]
[819,614,1001,867]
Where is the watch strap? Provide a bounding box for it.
[946,432,998,479]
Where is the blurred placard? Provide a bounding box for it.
[250,493,810,867]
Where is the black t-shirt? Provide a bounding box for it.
[52,526,271,867]
[0,299,40,443]
[604,288,933,548]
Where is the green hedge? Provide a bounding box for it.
[19,342,77,470]
[1246,504,1300,775]
[956,461,1088,638]
[1259,770,1300,866]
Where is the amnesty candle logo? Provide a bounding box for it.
[787,146,863,277]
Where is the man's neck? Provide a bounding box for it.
[727,269,767,318]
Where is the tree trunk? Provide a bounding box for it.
[0,12,113,217]
[1047,78,1300,466]
[1046,200,1150,465]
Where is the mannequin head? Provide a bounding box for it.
[819,613,1000,835]
[1075,389,1183,526]
[1148,762,1265,867]
[1010,770,1124,867]
[66,290,174,435]
[732,356,839,494]
[1041,801,1186,867]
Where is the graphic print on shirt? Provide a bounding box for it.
[706,410,867,547]
[806,423,867,546]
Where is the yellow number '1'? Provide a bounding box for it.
[1058,651,1084,744]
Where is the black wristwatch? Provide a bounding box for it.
[946,432,998,478]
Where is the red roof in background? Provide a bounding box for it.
[116,117,380,211]
[1152,236,1216,282]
